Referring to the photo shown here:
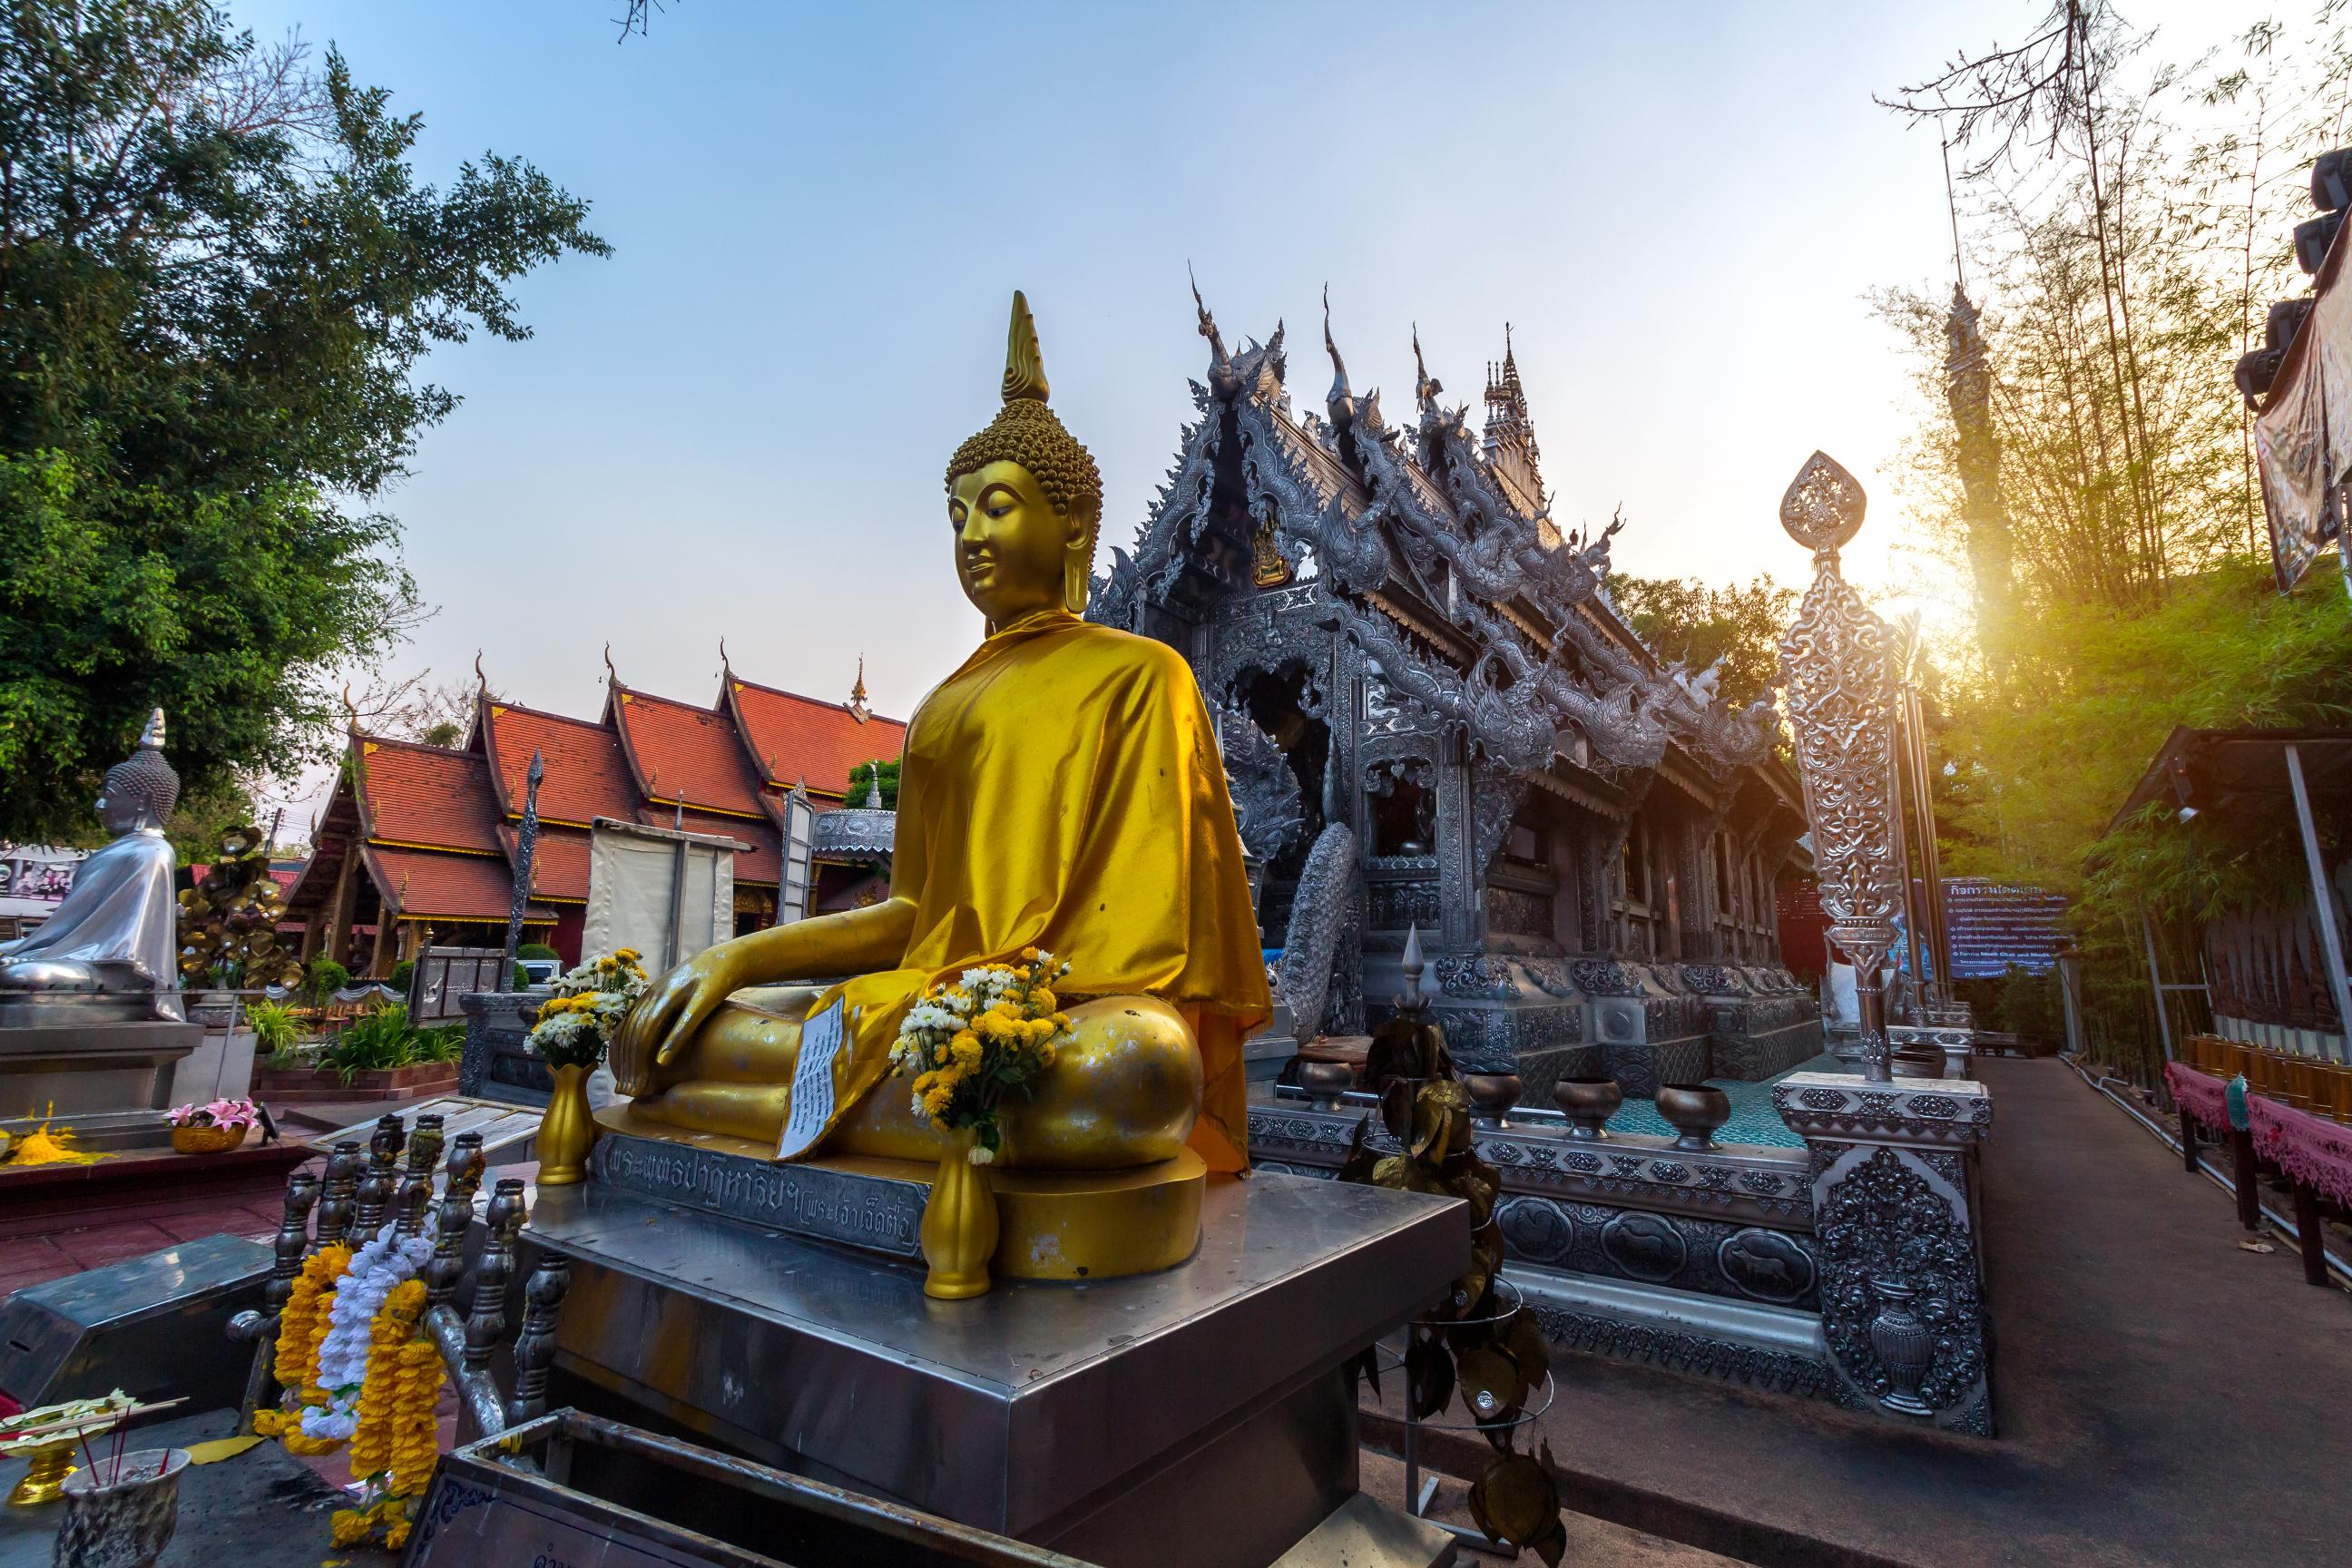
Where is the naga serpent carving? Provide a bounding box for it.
[1316,596,1558,774]
[1279,821,1357,1042]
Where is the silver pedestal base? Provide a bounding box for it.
[0,1019,201,1115]
[524,1171,1467,1568]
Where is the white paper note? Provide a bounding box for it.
[774,997,846,1161]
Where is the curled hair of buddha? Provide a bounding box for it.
[104,708,180,821]
[946,291,1104,533]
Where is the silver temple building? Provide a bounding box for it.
[1090,295,1821,1100]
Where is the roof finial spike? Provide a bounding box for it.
[1942,134,1967,295]
[848,654,871,724]
[340,683,358,732]
[1189,262,1235,397]
[473,650,487,692]
[1321,283,1356,434]
[603,642,618,690]
[1411,323,1442,411]
[864,757,885,810]
[718,636,730,673]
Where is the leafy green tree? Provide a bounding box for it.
[1874,7,2352,1078]
[843,759,900,809]
[1605,574,1795,708]
[0,2,608,843]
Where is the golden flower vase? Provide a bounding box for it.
[535,1063,598,1186]
[171,1122,247,1156]
[921,1129,999,1300]
[5,1440,75,1506]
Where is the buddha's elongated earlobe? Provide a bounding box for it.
[1063,507,1097,615]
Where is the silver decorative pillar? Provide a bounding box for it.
[1776,453,1905,1083]
[1772,1072,1995,1435]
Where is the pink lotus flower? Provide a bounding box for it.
[165,1098,260,1130]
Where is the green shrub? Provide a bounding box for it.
[246,1000,300,1057]
[388,959,415,993]
[514,962,531,991]
[300,956,349,1005]
[416,1023,466,1063]
[518,943,561,962]
[321,1002,471,1082]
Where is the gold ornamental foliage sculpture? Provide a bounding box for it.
[1338,1072,1565,1566]
[177,822,302,988]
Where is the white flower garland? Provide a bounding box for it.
[299,1223,432,1440]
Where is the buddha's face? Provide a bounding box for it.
[96,785,142,836]
[948,460,1089,627]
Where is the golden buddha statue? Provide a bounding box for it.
[607,294,1269,1221]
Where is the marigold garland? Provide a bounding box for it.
[331,1276,444,1551]
[272,1244,349,1393]
[263,1233,446,1551]
[259,1243,352,1454]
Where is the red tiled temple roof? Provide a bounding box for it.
[361,844,553,925]
[725,678,907,799]
[498,823,592,904]
[633,805,781,886]
[610,685,770,819]
[478,700,637,828]
[355,736,505,856]
[295,663,894,928]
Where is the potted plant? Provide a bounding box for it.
[166,1098,259,1154]
[245,998,300,1059]
[249,1003,464,1102]
[524,949,651,1184]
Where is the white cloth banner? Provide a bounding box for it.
[2257,255,2352,591]
[582,819,740,977]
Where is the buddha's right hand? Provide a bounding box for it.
[610,939,751,1090]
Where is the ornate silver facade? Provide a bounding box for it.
[1097,293,1820,1093]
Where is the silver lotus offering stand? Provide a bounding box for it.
[515,1153,1469,1568]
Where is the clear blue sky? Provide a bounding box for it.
[230,1,2234,821]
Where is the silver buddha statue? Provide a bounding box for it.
[0,710,185,1023]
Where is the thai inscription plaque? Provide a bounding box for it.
[590,1130,925,1259]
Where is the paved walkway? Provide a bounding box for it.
[1440,1055,2352,1566]
[0,1192,284,1300]
[0,1095,453,1305]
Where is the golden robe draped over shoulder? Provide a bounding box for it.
[792,611,1271,1171]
